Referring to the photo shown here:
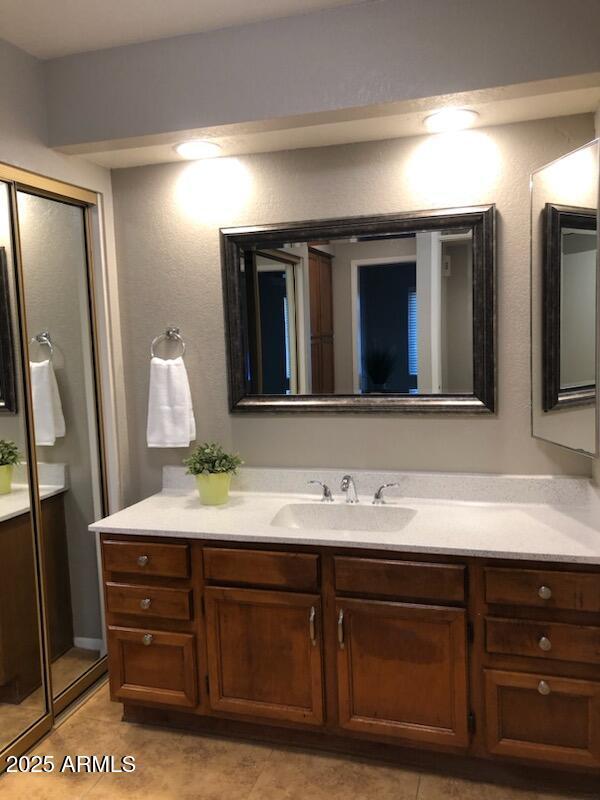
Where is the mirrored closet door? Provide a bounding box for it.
[0,164,108,768]
[16,190,107,706]
[0,180,50,756]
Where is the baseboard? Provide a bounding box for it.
[73,636,105,654]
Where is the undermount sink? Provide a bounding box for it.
[270,502,417,532]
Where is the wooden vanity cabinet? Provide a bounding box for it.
[101,535,600,780]
[336,599,469,746]
[204,587,324,725]
[0,493,71,703]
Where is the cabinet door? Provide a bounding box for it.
[108,626,197,708]
[336,599,469,747]
[485,669,600,768]
[205,587,324,725]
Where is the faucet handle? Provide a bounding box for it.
[373,482,399,505]
[308,480,334,502]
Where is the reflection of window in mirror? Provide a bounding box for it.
[542,203,597,412]
[224,206,495,413]
[560,227,596,393]
[246,230,476,398]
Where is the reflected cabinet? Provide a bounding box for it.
[0,165,108,768]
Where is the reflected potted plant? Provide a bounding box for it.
[365,347,396,392]
[183,442,243,506]
[0,439,20,494]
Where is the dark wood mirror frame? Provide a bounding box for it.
[221,205,496,414]
[0,247,17,414]
[542,203,597,412]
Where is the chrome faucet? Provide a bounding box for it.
[372,482,399,505]
[307,480,334,502]
[340,474,359,504]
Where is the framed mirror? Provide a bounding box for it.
[0,246,17,413]
[222,206,495,413]
[531,139,599,456]
[542,204,597,411]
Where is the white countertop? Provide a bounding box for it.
[90,486,600,565]
[0,483,66,524]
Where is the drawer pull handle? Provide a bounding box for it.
[538,636,552,652]
[142,633,153,646]
[337,609,345,649]
[538,585,552,600]
[140,598,152,610]
[137,555,149,567]
[537,680,551,696]
[309,606,317,647]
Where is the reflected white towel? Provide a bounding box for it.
[30,360,66,446]
[146,356,196,448]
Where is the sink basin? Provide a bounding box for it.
[270,503,416,532]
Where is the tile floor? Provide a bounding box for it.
[0,683,596,800]
[1,647,99,751]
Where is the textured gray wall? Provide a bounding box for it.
[45,0,600,148]
[111,114,596,505]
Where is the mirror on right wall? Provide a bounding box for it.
[531,139,599,456]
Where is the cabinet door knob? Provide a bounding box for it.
[538,636,552,652]
[137,555,149,567]
[537,680,551,695]
[142,633,153,646]
[140,598,152,610]
[538,585,552,600]
[337,609,345,649]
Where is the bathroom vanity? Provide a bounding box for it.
[0,490,70,703]
[92,470,600,780]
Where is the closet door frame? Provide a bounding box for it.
[0,162,109,770]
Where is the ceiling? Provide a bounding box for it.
[0,0,365,59]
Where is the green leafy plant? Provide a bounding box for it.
[183,442,243,476]
[0,439,21,467]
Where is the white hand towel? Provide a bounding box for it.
[30,360,66,447]
[146,356,196,448]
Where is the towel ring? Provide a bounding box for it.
[30,330,54,361]
[151,327,186,358]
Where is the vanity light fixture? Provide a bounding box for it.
[174,139,222,159]
[424,108,479,133]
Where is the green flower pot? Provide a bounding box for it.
[0,464,13,494]
[196,473,232,506]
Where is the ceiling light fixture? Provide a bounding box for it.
[424,108,479,134]
[174,140,222,159]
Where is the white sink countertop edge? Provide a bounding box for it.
[89,487,600,565]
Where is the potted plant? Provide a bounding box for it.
[365,347,396,392]
[183,442,243,506]
[0,439,21,494]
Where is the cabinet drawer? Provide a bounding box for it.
[484,669,600,767]
[105,582,192,621]
[204,548,319,591]
[485,567,600,612]
[486,617,600,665]
[334,557,465,603]
[103,540,189,579]
[107,626,197,708]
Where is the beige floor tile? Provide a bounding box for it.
[417,773,594,800]
[85,729,273,800]
[246,747,420,800]
[75,683,124,725]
